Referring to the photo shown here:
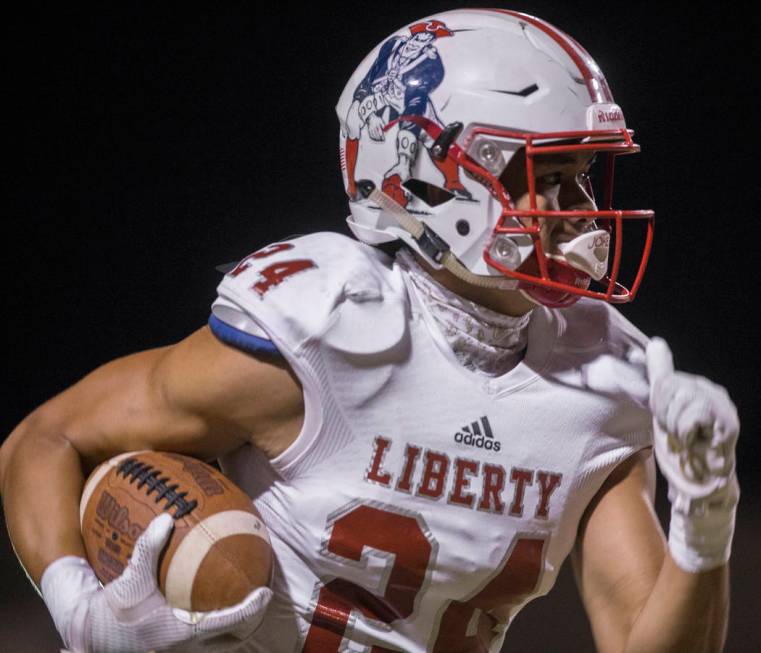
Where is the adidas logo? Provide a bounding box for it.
[453,416,501,452]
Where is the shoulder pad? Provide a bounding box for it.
[554,299,649,356]
[551,299,651,407]
[213,232,408,355]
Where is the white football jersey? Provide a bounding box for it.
[203,232,653,653]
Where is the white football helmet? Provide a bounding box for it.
[336,9,654,307]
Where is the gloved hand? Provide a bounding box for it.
[646,337,740,572]
[42,513,272,653]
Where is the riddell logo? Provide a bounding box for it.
[454,416,501,452]
[597,109,623,123]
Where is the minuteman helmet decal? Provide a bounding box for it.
[341,19,467,209]
[337,9,654,307]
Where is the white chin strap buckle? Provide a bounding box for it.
[555,229,610,280]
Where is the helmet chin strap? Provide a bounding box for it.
[358,179,595,306]
[518,288,541,306]
[357,180,519,290]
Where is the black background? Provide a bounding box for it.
[4,2,759,651]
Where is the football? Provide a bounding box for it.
[79,450,272,612]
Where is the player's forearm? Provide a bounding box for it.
[0,413,88,588]
[623,553,728,653]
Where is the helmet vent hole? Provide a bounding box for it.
[493,83,539,98]
[456,220,470,236]
[403,178,454,207]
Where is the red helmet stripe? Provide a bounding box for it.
[486,9,613,103]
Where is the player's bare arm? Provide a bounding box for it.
[574,449,729,652]
[0,324,303,587]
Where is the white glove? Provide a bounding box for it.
[41,513,272,653]
[646,337,740,572]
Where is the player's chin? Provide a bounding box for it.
[516,256,591,309]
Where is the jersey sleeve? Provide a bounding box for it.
[554,299,650,402]
[208,305,281,358]
[550,299,653,451]
[209,232,410,480]
[210,232,408,358]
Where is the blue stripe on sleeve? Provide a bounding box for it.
[208,314,282,357]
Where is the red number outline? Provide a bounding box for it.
[302,501,548,652]
[430,533,548,652]
[303,500,437,652]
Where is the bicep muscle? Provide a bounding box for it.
[34,326,302,471]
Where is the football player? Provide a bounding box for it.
[0,9,739,653]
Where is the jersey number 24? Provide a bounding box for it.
[303,500,547,652]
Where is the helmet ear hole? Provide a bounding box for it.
[403,178,454,207]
